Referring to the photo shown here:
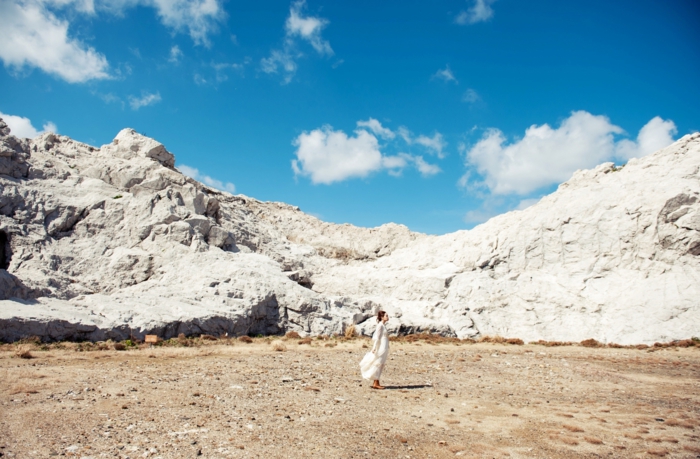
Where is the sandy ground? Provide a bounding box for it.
[1,338,699,459]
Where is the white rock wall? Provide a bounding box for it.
[0,117,698,343]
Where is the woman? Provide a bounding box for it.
[359,310,390,389]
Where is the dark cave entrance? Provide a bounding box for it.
[0,231,10,270]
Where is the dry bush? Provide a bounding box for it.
[395,435,408,444]
[665,419,694,429]
[684,445,700,453]
[559,436,579,445]
[344,325,356,339]
[607,342,624,348]
[445,419,460,425]
[9,384,39,395]
[624,433,642,440]
[634,344,649,349]
[177,333,189,346]
[479,335,506,344]
[325,342,337,348]
[15,345,34,359]
[584,436,603,445]
[238,336,253,344]
[580,339,602,348]
[298,337,312,345]
[530,340,574,347]
[563,424,584,433]
[506,338,524,345]
[272,341,287,352]
[285,331,301,340]
[646,447,668,457]
[113,342,126,351]
[200,334,217,341]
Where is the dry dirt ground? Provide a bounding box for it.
[1,338,699,459]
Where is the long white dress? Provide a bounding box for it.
[360,322,389,380]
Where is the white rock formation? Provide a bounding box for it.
[0,118,698,344]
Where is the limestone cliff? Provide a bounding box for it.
[1,118,698,343]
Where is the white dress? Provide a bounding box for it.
[360,322,389,380]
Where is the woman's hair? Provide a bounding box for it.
[376,310,387,322]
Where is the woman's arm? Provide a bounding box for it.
[371,324,383,353]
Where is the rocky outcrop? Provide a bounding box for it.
[0,118,698,344]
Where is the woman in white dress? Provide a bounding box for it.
[360,311,390,389]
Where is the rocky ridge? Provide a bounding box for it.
[0,118,698,343]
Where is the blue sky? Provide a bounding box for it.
[1,0,699,234]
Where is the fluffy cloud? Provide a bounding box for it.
[463,111,677,195]
[292,123,442,184]
[433,65,458,84]
[0,110,57,138]
[177,164,236,193]
[455,0,496,25]
[615,116,677,160]
[0,1,109,83]
[356,118,395,140]
[128,91,161,110]
[285,0,333,56]
[262,0,333,83]
[0,0,224,83]
[293,126,383,184]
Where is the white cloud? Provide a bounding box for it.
[462,88,480,103]
[262,0,333,83]
[462,111,677,195]
[177,164,235,193]
[516,198,540,210]
[292,126,383,184]
[455,0,496,25]
[397,127,447,158]
[128,91,161,110]
[0,0,224,84]
[168,45,183,63]
[260,49,298,84]
[415,133,447,158]
[614,116,677,160]
[433,65,458,84]
[0,110,57,138]
[356,118,395,140]
[292,123,442,184]
[0,1,110,83]
[285,0,333,56]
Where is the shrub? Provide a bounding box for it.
[506,338,524,345]
[344,325,356,339]
[114,343,126,351]
[298,337,312,345]
[200,334,217,341]
[177,333,188,346]
[580,339,602,348]
[272,340,287,352]
[285,331,301,339]
[15,345,34,359]
[238,336,253,344]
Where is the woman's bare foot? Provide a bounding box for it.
[371,380,385,390]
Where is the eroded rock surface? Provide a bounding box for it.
[1,118,698,343]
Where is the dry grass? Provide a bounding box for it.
[200,334,217,341]
[325,342,337,348]
[562,424,584,433]
[448,444,467,453]
[238,336,253,344]
[284,331,301,340]
[559,436,579,445]
[665,418,694,429]
[646,447,669,456]
[580,339,602,348]
[344,325,356,339]
[14,345,34,359]
[445,419,460,424]
[272,341,287,352]
[113,343,126,351]
[583,436,603,445]
[298,337,312,345]
[683,445,700,453]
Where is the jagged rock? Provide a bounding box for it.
[0,118,698,344]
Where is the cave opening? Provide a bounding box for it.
[0,231,9,270]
